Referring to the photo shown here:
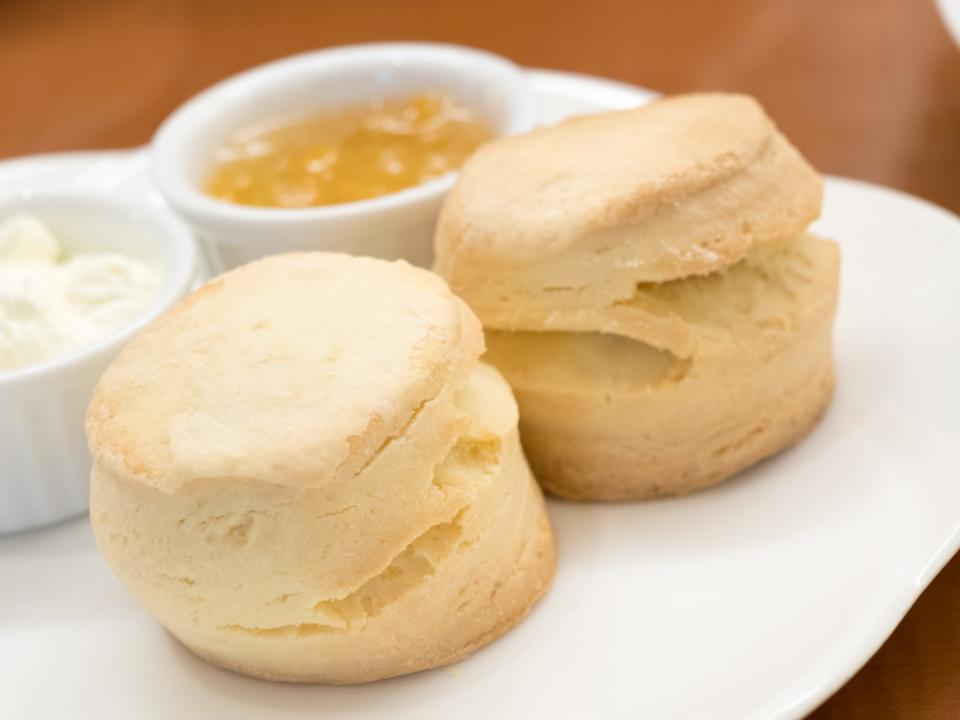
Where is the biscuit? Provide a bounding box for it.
[435,94,823,343]
[484,234,839,500]
[434,95,839,500]
[88,253,556,682]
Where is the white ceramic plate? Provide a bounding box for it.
[2,70,959,720]
[936,0,960,47]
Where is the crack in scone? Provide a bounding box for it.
[215,426,503,638]
[485,330,691,396]
[344,393,434,480]
[86,251,555,683]
[220,513,464,636]
[484,232,836,397]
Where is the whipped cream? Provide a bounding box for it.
[0,215,162,373]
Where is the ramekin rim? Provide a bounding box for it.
[0,191,198,387]
[151,42,534,229]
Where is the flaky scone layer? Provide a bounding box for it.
[88,253,556,683]
[87,253,484,492]
[435,94,822,341]
[92,363,556,683]
[484,233,840,500]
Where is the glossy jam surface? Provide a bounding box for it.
[204,94,494,208]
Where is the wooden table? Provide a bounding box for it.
[2,0,958,716]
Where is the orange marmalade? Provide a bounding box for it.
[204,93,494,208]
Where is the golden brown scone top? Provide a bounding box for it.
[434,94,823,337]
[86,252,483,492]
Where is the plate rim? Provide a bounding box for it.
[1,68,959,720]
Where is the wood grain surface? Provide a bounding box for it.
[2,0,958,716]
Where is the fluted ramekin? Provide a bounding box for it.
[0,192,197,534]
[151,42,535,273]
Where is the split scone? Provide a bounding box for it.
[87,253,556,683]
[434,94,840,501]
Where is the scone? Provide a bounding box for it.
[434,94,840,501]
[87,253,556,683]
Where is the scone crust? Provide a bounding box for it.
[88,254,556,684]
[91,353,556,683]
[435,93,823,337]
[484,233,840,501]
[180,505,556,683]
[434,95,838,502]
[86,252,483,492]
[522,355,834,502]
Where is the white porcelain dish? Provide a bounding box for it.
[152,43,535,273]
[935,0,960,47]
[0,193,197,534]
[1,70,958,720]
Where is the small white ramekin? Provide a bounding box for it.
[151,42,535,273]
[0,192,197,534]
